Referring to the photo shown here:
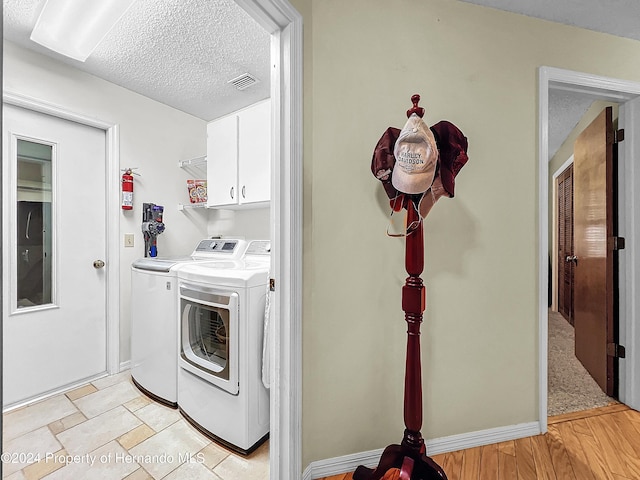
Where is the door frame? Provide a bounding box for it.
[2,91,121,378]
[3,0,303,475]
[234,1,303,478]
[538,66,640,432]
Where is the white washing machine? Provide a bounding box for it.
[130,238,248,407]
[176,240,270,454]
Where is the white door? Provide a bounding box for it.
[2,104,108,409]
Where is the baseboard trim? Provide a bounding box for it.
[119,360,131,372]
[2,372,108,413]
[302,421,541,479]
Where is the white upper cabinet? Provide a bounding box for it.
[238,100,271,204]
[206,99,271,208]
[206,114,239,207]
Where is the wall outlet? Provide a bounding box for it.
[124,234,135,247]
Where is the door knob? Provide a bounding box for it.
[93,259,106,269]
[565,255,577,264]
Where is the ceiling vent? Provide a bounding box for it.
[228,73,260,91]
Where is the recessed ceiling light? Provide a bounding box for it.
[30,0,136,62]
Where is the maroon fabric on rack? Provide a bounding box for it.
[371,121,468,201]
[431,121,469,198]
[371,127,401,199]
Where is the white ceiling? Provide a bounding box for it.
[2,0,271,121]
[3,0,638,155]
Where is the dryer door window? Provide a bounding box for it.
[185,302,230,379]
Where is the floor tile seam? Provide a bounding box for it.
[19,445,69,479]
[134,462,154,480]
[79,379,135,403]
[208,458,230,472]
[3,406,82,443]
[197,443,231,471]
[43,440,143,479]
[69,394,143,420]
[54,414,143,459]
[136,417,184,436]
[2,426,47,446]
[3,422,66,450]
[77,382,138,405]
[128,403,184,433]
[152,457,188,480]
[64,390,96,402]
[89,373,132,390]
[46,422,62,441]
[122,396,153,413]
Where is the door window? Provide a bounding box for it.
[16,139,54,309]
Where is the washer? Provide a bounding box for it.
[130,238,248,407]
[176,240,270,454]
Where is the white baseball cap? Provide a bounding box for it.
[391,113,438,195]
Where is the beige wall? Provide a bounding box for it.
[296,0,640,468]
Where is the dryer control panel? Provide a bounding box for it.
[192,239,248,258]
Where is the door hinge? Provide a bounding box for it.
[269,278,276,292]
[607,343,626,358]
[615,129,625,143]
[608,236,626,251]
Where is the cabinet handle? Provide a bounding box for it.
[230,186,234,199]
[242,186,246,198]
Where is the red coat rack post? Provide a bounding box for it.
[354,96,448,480]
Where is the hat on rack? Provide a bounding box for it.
[391,114,438,195]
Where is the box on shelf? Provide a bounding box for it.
[187,179,207,204]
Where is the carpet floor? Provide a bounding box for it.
[547,310,616,416]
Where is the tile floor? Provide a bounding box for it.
[2,372,269,480]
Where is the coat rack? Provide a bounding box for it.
[354,96,448,480]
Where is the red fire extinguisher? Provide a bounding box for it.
[121,168,138,210]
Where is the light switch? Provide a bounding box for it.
[124,234,134,247]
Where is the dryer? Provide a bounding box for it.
[176,240,270,454]
[130,238,248,406]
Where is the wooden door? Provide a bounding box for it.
[573,107,616,396]
[557,164,574,324]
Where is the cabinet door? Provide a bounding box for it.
[238,100,270,204]
[207,115,238,207]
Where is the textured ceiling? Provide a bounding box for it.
[548,91,594,161]
[3,0,271,121]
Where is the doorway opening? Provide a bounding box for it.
[538,67,640,433]
[2,1,302,478]
[547,102,621,417]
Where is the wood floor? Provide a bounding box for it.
[320,404,640,480]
